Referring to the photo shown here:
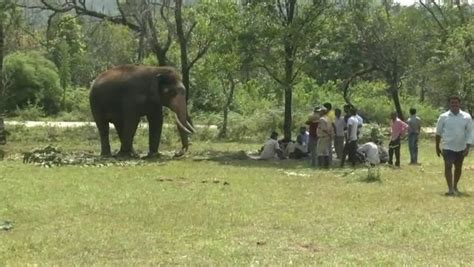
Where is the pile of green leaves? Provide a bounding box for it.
[22,145,147,168]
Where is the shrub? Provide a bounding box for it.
[13,101,46,121]
[59,87,92,121]
[3,51,62,115]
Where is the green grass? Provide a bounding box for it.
[1,131,474,265]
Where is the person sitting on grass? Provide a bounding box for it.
[256,131,285,160]
[292,126,309,159]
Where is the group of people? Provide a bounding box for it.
[254,95,473,196]
[256,101,427,169]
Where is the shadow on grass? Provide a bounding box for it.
[437,191,471,198]
[189,149,312,170]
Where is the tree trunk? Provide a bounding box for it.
[218,77,236,139]
[419,77,426,102]
[137,32,145,62]
[283,84,292,141]
[0,23,4,114]
[283,42,294,140]
[390,84,404,121]
[282,2,296,141]
[219,106,228,138]
[175,0,190,102]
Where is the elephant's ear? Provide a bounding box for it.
[156,74,170,94]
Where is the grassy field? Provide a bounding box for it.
[1,129,474,265]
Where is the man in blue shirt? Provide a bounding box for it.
[435,96,473,196]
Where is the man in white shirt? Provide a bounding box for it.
[357,142,380,166]
[435,96,473,196]
[259,131,284,160]
[341,108,359,167]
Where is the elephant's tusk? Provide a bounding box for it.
[175,114,192,134]
[186,121,196,133]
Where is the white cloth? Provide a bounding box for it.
[357,142,380,165]
[334,117,346,137]
[436,110,473,152]
[347,116,359,141]
[259,138,280,159]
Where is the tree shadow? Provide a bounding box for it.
[189,149,316,170]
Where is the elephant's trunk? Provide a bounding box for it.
[169,94,193,155]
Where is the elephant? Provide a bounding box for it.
[89,64,195,158]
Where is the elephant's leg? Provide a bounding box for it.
[118,112,140,157]
[94,117,111,157]
[146,108,163,157]
[112,119,125,145]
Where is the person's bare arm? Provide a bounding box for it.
[436,135,442,157]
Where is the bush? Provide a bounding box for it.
[59,87,92,121]
[13,101,46,121]
[3,51,62,115]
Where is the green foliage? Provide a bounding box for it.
[13,101,46,121]
[3,51,61,115]
[423,22,474,111]
[60,87,91,121]
[79,21,137,85]
[49,14,86,88]
[54,39,72,90]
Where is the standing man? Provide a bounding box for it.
[340,108,359,167]
[334,108,345,159]
[306,107,320,167]
[317,106,332,168]
[323,102,335,163]
[435,96,473,196]
[388,111,408,167]
[407,108,422,165]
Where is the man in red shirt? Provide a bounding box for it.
[388,111,409,167]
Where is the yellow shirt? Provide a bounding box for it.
[327,110,336,124]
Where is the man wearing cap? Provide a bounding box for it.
[317,106,333,168]
[306,107,320,167]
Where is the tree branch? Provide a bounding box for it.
[260,63,283,85]
[189,44,211,71]
[30,0,142,32]
[341,67,377,106]
[419,0,448,35]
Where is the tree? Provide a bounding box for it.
[28,0,214,103]
[174,0,213,102]
[197,2,243,138]
[0,0,18,114]
[78,21,137,85]
[343,1,423,120]
[419,0,473,111]
[244,0,328,140]
[26,0,173,66]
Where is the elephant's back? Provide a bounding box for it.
[91,65,153,92]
